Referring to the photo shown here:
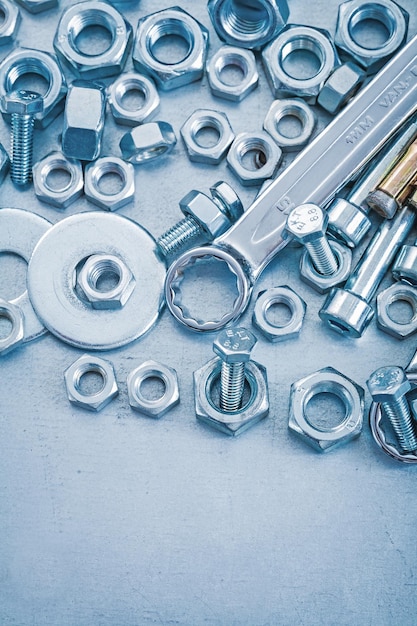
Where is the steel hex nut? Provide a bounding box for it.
[227,131,282,186]
[62,80,106,162]
[377,283,417,340]
[120,121,176,164]
[84,156,135,212]
[318,62,365,114]
[33,151,83,210]
[0,0,20,45]
[64,354,119,412]
[181,109,235,165]
[77,254,136,310]
[127,360,179,418]
[206,46,259,101]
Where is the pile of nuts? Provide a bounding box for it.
[0,0,416,464]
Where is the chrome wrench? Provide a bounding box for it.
[165,34,417,331]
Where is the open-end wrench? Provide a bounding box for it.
[165,34,417,332]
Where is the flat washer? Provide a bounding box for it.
[0,208,51,342]
[28,212,165,350]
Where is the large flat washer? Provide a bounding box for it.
[27,212,166,350]
[0,208,51,342]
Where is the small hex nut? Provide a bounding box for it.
[120,121,176,164]
[62,80,106,162]
[300,241,352,294]
[227,131,282,187]
[64,354,119,412]
[133,7,209,91]
[194,357,269,436]
[318,62,365,114]
[15,0,57,13]
[289,367,364,452]
[127,360,179,418]
[0,299,24,356]
[180,190,231,240]
[54,1,133,79]
[107,72,160,126]
[367,365,411,403]
[264,98,316,152]
[0,1,20,45]
[84,156,135,211]
[252,286,306,342]
[335,0,409,73]
[181,109,235,165]
[209,180,243,223]
[33,151,83,210]
[206,46,258,101]
[377,283,417,340]
[77,253,136,310]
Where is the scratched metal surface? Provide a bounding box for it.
[0,1,417,625]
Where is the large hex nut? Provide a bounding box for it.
[77,253,136,310]
[289,367,364,452]
[181,109,234,165]
[194,357,269,436]
[252,286,306,342]
[127,360,179,418]
[264,98,316,152]
[120,121,177,164]
[33,151,83,210]
[206,46,258,102]
[133,7,209,91]
[64,354,119,412]
[62,80,106,162]
[377,283,417,340]
[227,131,282,186]
[207,0,289,50]
[0,1,20,45]
[84,156,135,212]
[335,0,409,73]
[54,1,133,79]
[107,72,160,126]
[262,25,339,103]
[300,241,352,294]
[15,0,57,13]
[0,48,67,128]
[0,299,24,356]
[318,62,365,114]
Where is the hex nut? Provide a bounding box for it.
[194,357,269,436]
[0,47,67,128]
[206,46,258,102]
[0,299,24,356]
[181,109,235,165]
[180,190,231,240]
[33,151,83,210]
[54,1,133,79]
[133,7,209,91]
[289,367,364,452]
[264,98,316,152]
[62,80,106,162]
[262,25,338,103]
[77,253,136,310]
[227,131,282,187]
[335,0,409,73]
[209,180,243,223]
[300,241,352,294]
[84,156,135,211]
[318,62,365,114]
[377,283,417,340]
[207,0,289,49]
[0,1,20,45]
[252,286,306,342]
[120,121,177,164]
[127,360,179,418]
[107,72,160,126]
[64,354,119,412]
[15,0,57,13]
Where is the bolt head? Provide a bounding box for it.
[213,327,257,363]
[1,89,44,115]
[367,365,411,403]
[285,203,328,244]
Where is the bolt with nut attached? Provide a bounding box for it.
[213,326,257,412]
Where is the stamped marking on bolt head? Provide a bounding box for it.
[213,327,257,362]
[368,366,404,391]
[286,204,325,237]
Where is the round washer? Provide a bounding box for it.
[28,212,165,350]
[0,208,51,342]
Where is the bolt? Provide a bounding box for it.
[213,327,257,412]
[286,203,338,275]
[157,181,243,258]
[367,366,417,453]
[0,89,43,186]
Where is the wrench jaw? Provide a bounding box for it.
[164,245,252,332]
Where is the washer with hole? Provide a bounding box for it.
[253,285,306,342]
[84,156,135,211]
[27,212,165,350]
[33,151,83,210]
[64,354,119,412]
[107,72,160,126]
[181,109,235,165]
[377,282,417,339]
[206,46,259,102]
[127,360,179,418]
[263,98,316,152]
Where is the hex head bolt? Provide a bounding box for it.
[320,206,416,337]
[212,327,257,412]
[156,181,243,258]
[367,366,417,453]
[0,89,43,186]
[286,203,338,275]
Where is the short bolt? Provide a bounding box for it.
[0,89,43,186]
[213,327,257,412]
[367,365,417,453]
[286,203,338,275]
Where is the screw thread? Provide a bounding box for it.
[10,113,35,186]
[220,361,245,412]
[305,237,338,275]
[157,216,202,257]
[382,396,417,452]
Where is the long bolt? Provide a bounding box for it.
[213,327,257,412]
[367,366,417,453]
[0,89,43,187]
